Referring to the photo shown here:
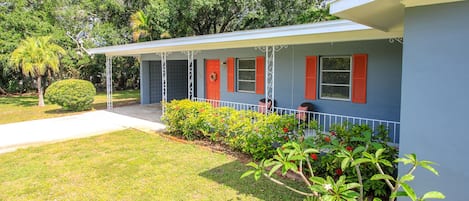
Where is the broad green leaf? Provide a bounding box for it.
[373,198,383,201]
[370,174,396,182]
[395,157,413,165]
[269,164,283,177]
[309,185,324,193]
[420,161,439,176]
[391,191,408,198]
[341,157,350,171]
[310,176,326,184]
[400,174,415,182]
[401,182,417,201]
[345,183,361,190]
[254,170,262,181]
[375,148,385,158]
[304,148,319,154]
[351,158,371,166]
[246,162,258,169]
[353,146,366,155]
[421,191,445,200]
[240,170,255,179]
[289,155,305,161]
[379,159,393,167]
[405,153,417,163]
[363,152,374,160]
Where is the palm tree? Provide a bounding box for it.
[130,10,151,42]
[9,36,66,106]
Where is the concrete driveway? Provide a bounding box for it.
[0,104,166,154]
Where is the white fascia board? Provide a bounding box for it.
[88,20,373,56]
[401,0,464,7]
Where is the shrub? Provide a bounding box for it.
[162,99,318,160]
[45,79,96,111]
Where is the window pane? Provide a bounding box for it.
[239,71,255,80]
[238,59,255,70]
[322,57,351,70]
[238,81,255,92]
[322,72,350,84]
[321,85,349,99]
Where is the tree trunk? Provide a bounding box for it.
[0,86,7,95]
[37,76,45,107]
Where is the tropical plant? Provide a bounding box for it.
[130,10,151,42]
[9,36,66,106]
[242,141,445,201]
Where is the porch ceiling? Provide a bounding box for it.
[88,19,402,57]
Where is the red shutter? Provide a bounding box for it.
[226,57,235,92]
[352,54,368,104]
[255,56,265,94]
[305,56,317,100]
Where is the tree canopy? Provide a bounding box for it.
[0,0,336,94]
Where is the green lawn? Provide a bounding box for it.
[0,129,306,201]
[0,90,140,124]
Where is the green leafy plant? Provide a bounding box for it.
[242,141,445,201]
[162,99,319,160]
[45,79,96,111]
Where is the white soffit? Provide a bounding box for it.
[401,0,465,7]
[330,0,404,32]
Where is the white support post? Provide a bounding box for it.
[256,45,286,114]
[105,56,113,110]
[161,52,168,114]
[186,51,195,100]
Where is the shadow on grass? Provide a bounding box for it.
[0,95,38,107]
[199,160,308,201]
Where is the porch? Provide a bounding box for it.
[91,20,402,146]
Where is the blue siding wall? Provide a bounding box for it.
[194,40,402,121]
[140,61,150,104]
[400,2,469,200]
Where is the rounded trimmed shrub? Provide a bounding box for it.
[45,79,96,111]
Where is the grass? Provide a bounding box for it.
[0,90,140,125]
[0,129,307,201]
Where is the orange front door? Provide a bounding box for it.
[205,60,220,102]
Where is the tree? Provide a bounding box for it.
[9,36,66,106]
[130,10,151,42]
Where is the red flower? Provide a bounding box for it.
[310,153,318,161]
[336,168,343,176]
[330,131,336,136]
[283,127,289,133]
[346,146,353,152]
[324,136,331,143]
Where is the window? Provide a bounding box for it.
[237,58,256,92]
[320,56,352,100]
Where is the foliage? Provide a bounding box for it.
[162,99,317,160]
[45,79,96,111]
[242,140,445,201]
[1,0,336,94]
[9,35,66,106]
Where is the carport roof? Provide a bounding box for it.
[88,19,402,57]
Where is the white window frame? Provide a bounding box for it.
[319,56,352,101]
[236,58,256,93]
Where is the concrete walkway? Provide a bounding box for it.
[0,104,166,154]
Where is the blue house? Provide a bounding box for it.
[89,0,469,200]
